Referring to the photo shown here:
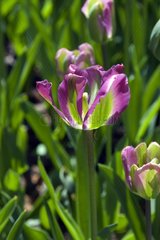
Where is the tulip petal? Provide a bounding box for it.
[102,0,113,38]
[135,143,147,166]
[58,74,87,129]
[121,146,138,187]
[147,142,160,162]
[83,64,130,129]
[36,80,67,121]
[55,48,74,75]
[133,163,160,199]
[107,74,130,124]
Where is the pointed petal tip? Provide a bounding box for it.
[36,79,53,105]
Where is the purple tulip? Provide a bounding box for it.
[82,0,114,42]
[55,43,95,76]
[122,142,160,199]
[36,64,130,130]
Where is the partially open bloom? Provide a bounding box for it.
[122,142,160,199]
[82,0,114,42]
[55,43,95,76]
[36,64,130,130]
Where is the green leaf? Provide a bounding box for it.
[4,169,20,191]
[149,19,160,61]
[38,160,84,240]
[98,223,117,239]
[142,66,160,113]
[23,221,51,240]
[44,201,64,240]
[7,210,27,240]
[7,55,25,104]
[0,196,17,233]
[99,164,145,240]
[136,97,160,142]
[1,0,18,16]
[122,231,135,240]
[14,34,41,97]
[21,100,61,169]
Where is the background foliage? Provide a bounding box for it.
[0,0,160,239]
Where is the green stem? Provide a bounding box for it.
[106,126,112,164]
[146,200,152,240]
[76,131,97,240]
[86,131,97,240]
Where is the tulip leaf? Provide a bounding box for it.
[44,201,64,240]
[98,223,117,238]
[142,66,160,113]
[149,19,160,61]
[99,164,145,240]
[38,159,85,240]
[7,210,27,240]
[23,221,51,240]
[21,100,61,169]
[0,196,17,233]
[136,97,160,142]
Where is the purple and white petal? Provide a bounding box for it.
[36,80,67,121]
[121,146,138,187]
[107,73,130,124]
[83,64,128,129]
[102,0,113,38]
[133,163,160,199]
[58,73,87,127]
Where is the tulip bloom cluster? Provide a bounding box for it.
[122,142,160,199]
[37,64,130,130]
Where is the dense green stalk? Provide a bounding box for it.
[86,131,97,240]
[76,131,97,240]
[146,200,152,240]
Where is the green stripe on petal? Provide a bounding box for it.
[68,91,82,127]
[133,167,160,199]
[86,92,113,129]
[135,143,147,167]
[82,92,89,120]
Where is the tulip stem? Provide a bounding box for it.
[146,200,152,240]
[85,131,97,240]
[106,126,112,164]
[76,131,97,240]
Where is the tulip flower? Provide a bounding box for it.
[82,0,114,42]
[122,142,160,199]
[55,43,95,76]
[36,64,130,130]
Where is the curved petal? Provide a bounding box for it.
[121,146,138,187]
[147,142,160,162]
[83,65,129,129]
[36,80,67,121]
[102,0,113,38]
[76,43,95,68]
[107,73,130,124]
[133,163,160,199]
[58,73,87,129]
[55,48,74,75]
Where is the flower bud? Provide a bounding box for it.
[122,142,160,199]
[82,0,114,43]
[55,43,95,76]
